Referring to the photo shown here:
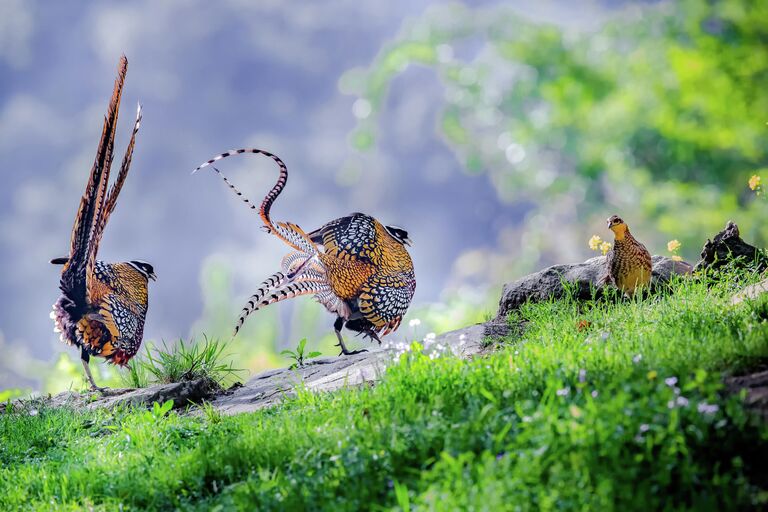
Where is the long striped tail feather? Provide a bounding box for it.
[192,149,316,253]
[89,101,142,258]
[85,57,128,284]
[62,55,128,304]
[233,279,333,336]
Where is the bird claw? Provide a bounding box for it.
[334,340,368,357]
[338,348,368,357]
[88,384,108,394]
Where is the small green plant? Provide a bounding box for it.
[281,338,322,369]
[124,336,244,388]
[151,400,174,419]
[394,480,411,511]
[123,358,150,388]
[199,400,223,425]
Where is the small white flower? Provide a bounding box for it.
[676,396,689,407]
[578,369,587,383]
[408,318,422,328]
[632,354,643,364]
[556,387,570,397]
[425,332,436,340]
[697,402,719,415]
[664,377,678,387]
[639,423,650,433]
[591,390,599,398]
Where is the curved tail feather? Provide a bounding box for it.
[233,271,287,336]
[233,279,332,336]
[192,149,315,253]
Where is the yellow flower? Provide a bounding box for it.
[667,239,681,253]
[600,241,612,255]
[647,370,658,380]
[749,175,761,191]
[671,255,683,262]
[588,235,602,251]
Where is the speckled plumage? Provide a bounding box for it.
[55,261,150,366]
[311,213,415,336]
[605,215,652,296]
[52,56,154,389]
[194,149,416,354]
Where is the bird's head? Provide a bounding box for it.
[385,225,412,246]
[128,260,157,281]
[607,215,628,239]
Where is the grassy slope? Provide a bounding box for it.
[1,271,768,511]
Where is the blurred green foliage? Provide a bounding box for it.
[343,0,768,269]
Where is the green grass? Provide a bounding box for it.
[123,336,244,389]
[2,271,768,510]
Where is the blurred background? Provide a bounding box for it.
[1,0,766,394]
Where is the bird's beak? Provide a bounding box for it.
[403,237,413,247]
[148,272,157,281]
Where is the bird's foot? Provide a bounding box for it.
[334,341,368,356]
[338,348,368,356]
[87,384,109,395]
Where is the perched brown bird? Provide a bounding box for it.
[50,56,155,390]
[193,149,416,355]
[605,215,652,296]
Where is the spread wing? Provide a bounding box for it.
[308,213,379,264]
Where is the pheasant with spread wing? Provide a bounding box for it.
[193,149,415,355]
[51,56,155,390]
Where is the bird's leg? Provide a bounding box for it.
[80,348,105,393]
[334,317,367,356]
